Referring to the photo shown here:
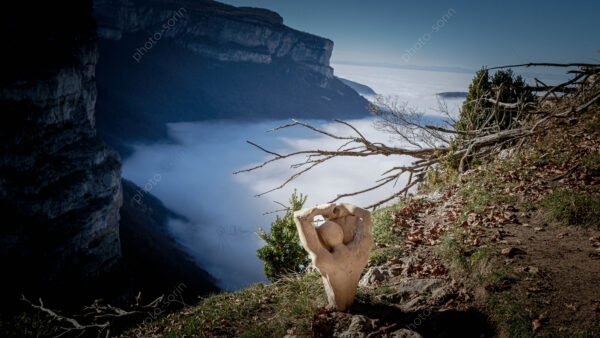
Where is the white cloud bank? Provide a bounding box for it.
[122,66,473,290]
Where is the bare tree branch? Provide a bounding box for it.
[234,63,599,209]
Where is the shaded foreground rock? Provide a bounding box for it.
[0,2,123,306]
[315,306,493,338]
[390,328,423,337]
[359,267,388,287]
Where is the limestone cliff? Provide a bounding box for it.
[94,0,334,76]
[0,3,122,300]
[92,0,370,153]
[0,2,219,307]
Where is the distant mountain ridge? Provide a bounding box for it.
[436,91,468,99]
[93,0,370,155]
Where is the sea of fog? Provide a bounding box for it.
[333,63,472,113]
[122,65,473,290]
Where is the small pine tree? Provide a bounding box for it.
[455,68,491,133]
[456,68,532,136]
[256,190,310,282]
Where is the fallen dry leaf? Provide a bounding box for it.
[532,319,542,332]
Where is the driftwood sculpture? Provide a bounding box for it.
[294,203,373,310]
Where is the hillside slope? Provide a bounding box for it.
[128,83,600,337]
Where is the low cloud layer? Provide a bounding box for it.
[333,63,471,114]
[122,66,471,290]
[123,119,417,290]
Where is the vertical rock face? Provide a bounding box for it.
[92,0,369,152]
[94,0,334,76]
[0,2,122,299]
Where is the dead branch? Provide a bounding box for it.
[21,295,110,337]
[234,63,599,210]
[21,292,183,337]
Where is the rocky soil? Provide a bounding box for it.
[314,116,600,337]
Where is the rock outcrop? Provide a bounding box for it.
[0,3,123,302]
[0,2,220,308]
[92,0,370,154]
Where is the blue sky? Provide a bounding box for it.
[221,0,600,71]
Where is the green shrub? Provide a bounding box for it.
[542,190,600,228]
[257,190,310,282]
[456,68,532,136]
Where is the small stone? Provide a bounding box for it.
[394,278,445,294]
[565,303,578,311]
[502,247,526,258]
[388,257,401,264]
[337,315,372,338]
[390,328,423,338]
[390,267,404,276]
[359,267,386,287]
[498,148,515,160]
